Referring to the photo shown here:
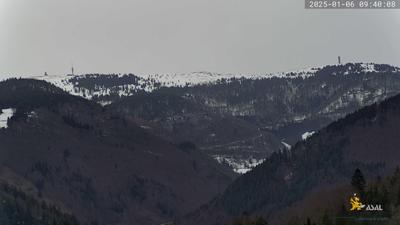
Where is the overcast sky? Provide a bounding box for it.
[1,0,400,76]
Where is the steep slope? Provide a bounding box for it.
[0,78,235,225]
[107,63,400,173]
[108,92,282,174]
[177,63,400,142]
[0,165,80,225]
[181,90,400,225]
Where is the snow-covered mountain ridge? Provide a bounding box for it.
[31,68,321,101]
[16,63,397,104]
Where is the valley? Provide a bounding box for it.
[1,63,400,225]
[26,63,400,173]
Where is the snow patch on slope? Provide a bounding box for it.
[281,141,292,149]
[0,108,15,129]
[213,155,265,174]
[361,63,377,73]
[302,131,315,140]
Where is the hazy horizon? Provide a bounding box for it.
[1,0,400,77]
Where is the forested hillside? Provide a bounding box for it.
[0,78,235,225]
[108,63,400,172]
[181,88,400,225]
[224,168,400,225]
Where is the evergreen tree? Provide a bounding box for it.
[351,168,366,196]
[305,217,312,225]
[321,211,333,225]
[395,166,400,176]
[396,185,400,207]
[392,166,400,185]
[254,217,268,225]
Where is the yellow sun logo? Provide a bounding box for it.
[350,193,365,211]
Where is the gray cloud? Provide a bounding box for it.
[1,0,399,76]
